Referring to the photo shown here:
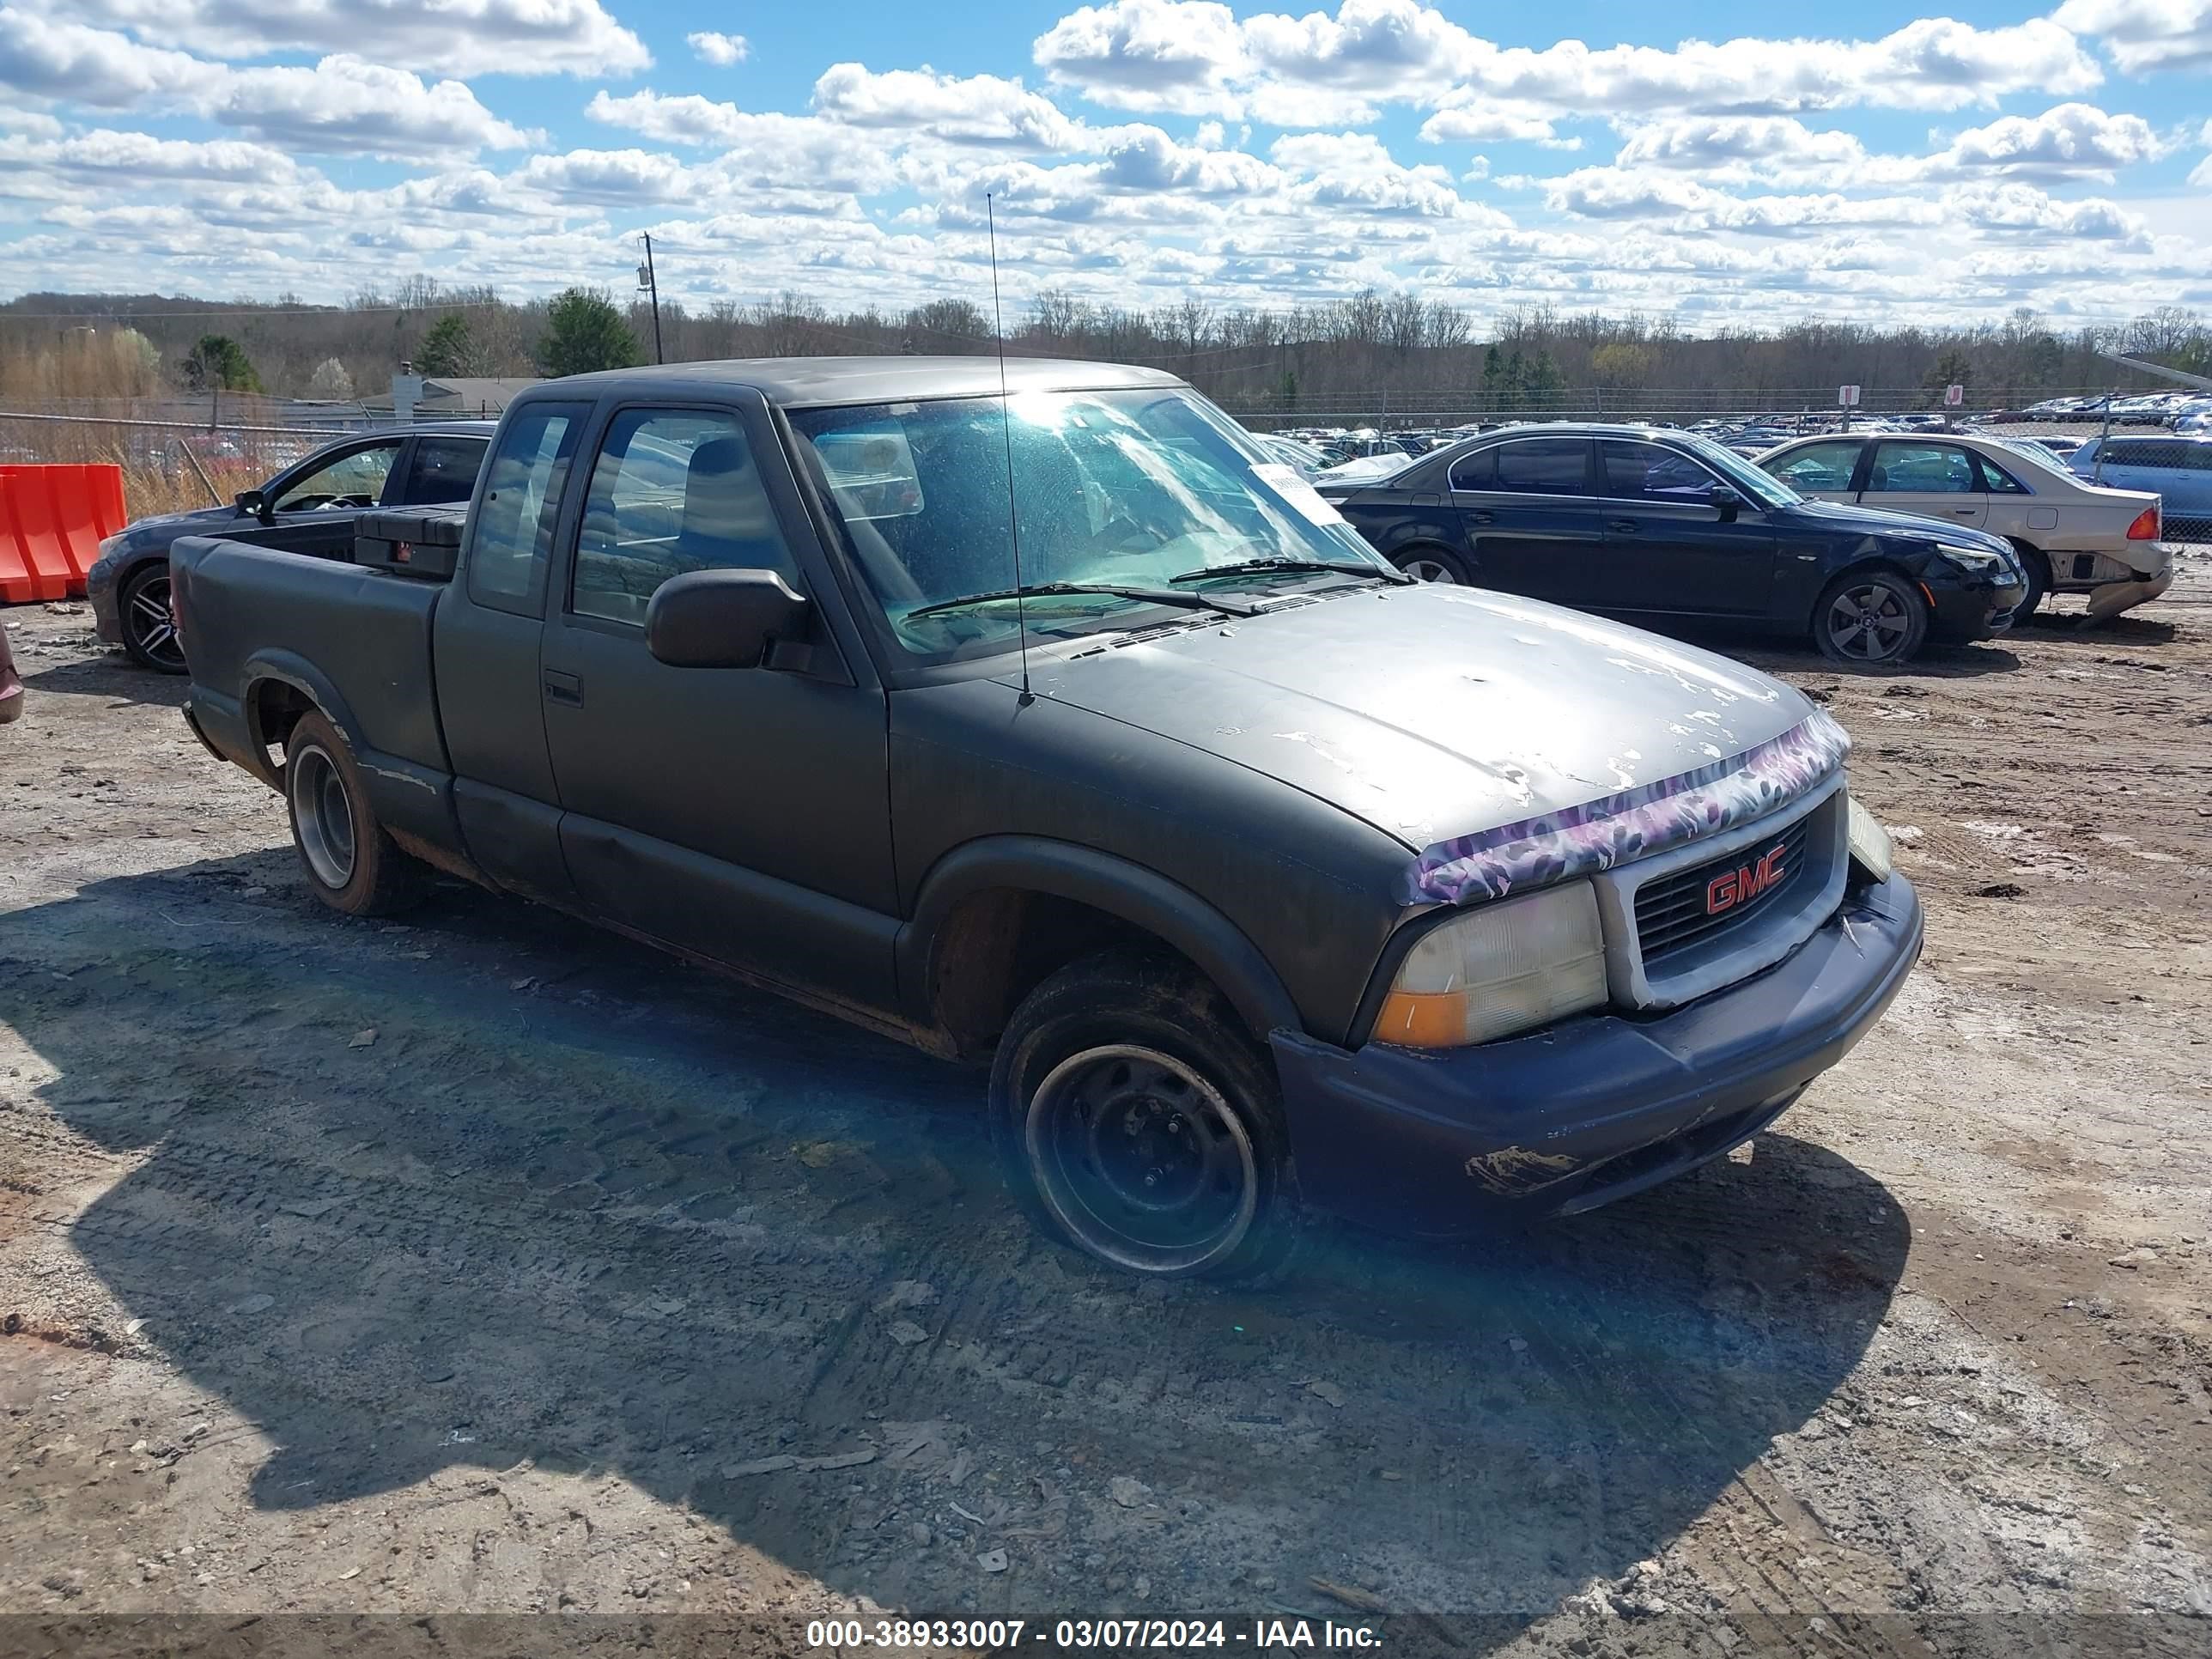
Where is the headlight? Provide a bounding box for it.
[1936,542,2005,573]
[1374,880,1608,1048]
[1847,796,1893,883]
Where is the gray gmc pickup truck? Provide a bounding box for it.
[171,357,1922,1280]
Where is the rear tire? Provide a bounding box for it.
[283,711,424,917]
[1391,544,1474,586]
[1813,569,1929,665]
[119,562,188,674]
[989,951,1305,1283]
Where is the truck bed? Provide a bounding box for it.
[171,533,452,785]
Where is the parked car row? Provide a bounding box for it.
[167,357,1923,1280]
[1316,422,2027,662]
[2020,392,2212,428]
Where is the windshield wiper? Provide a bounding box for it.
[1169,557,1412,586]
[904,581,1261,621]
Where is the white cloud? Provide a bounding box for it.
[813,64,1087,149]
[1418,100,1575,148]
[581,97,899,191]
[1928,101,2171,180]
[1032,0,1250,115]
[0,9,215,106]
[1034,3,2104,123]
[52,0,651,78]
[1611,116,1870,177]
[211,56,536,159]
[688,31,750,67]
[2053,0,2212,74]
[0,16,530,160]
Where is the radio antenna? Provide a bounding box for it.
[986,192,1034,708]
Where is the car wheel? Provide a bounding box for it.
[1392,544,1473,585]
[1814,570,1929,665]
[990,951,1305,1283]
[118,562,188,674]
[2008,545,2050,625]
[283,711,425,917]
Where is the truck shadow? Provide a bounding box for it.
[1,859,1909,1635]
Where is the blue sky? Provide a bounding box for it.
[2,1,2209,331]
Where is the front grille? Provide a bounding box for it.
[1635,818,1811,963]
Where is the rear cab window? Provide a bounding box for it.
[466,403,588,616]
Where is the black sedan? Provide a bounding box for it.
[88,422,495,672]
[1319,422,2027,665]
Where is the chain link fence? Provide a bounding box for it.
[0,399,373,518]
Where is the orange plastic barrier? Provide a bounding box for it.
[0,464,129,603]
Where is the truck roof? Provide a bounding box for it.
[548,356,1185,409]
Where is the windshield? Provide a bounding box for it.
[1674,432,1802,508]
[787,388,1396,665]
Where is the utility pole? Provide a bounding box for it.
[637,233,665,365]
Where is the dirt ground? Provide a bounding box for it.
[1,584,2208,1659]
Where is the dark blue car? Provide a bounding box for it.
[88,422,495,672]
[1320,422,2027,664]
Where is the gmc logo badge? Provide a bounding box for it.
[1706,844,1787,915]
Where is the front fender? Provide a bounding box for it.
[897,836,1304,1043]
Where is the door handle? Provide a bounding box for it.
[543,670,582,707]
[1949,507,1978,515]
[1606,519,1638,533]
[1463,509,1494,525]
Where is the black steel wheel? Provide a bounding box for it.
[990,951,1304,1282]
[1814,570,1929,665]
[119,563,186,673]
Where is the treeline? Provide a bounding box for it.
[3,278,2207,417]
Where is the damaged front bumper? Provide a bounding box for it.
[1270,871,1923,1237]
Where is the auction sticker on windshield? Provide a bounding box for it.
[1250,462,1350,528]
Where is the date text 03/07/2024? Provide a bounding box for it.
[804,1619,1385,1650]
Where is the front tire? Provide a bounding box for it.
[2009,544,2050,625]
[119,562,187,674]
[283,711,424,917]
[1814,569,1929,665]
[989,951,1304,1282]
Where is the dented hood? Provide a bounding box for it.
[1018,582,1818,854]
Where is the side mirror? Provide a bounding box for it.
[236,489,270,521]
[1709,483,1747,522]
[646,568,810,670]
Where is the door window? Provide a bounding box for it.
[466,404,584,613]
[1492,439,1589,495]
[571,410,799,627]
[396,436,488,505]
[1972,453,2030,494]
[1599,441,1722,501]
[1869,443,1976,494]
[273,441,401,512]
[1764,441,1863,493]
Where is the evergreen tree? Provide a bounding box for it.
[537,289,641,378]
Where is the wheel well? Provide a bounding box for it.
[248,678,317,772]
[2007,540,2051,580]
[927,889,1210,1058]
